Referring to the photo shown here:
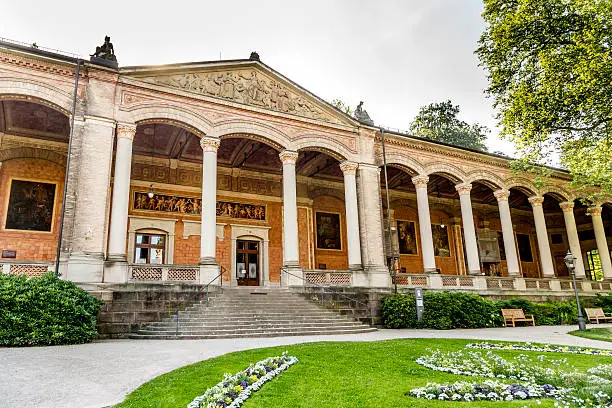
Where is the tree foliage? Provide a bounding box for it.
[477,0,612,199]
[409,100,489,151]
[330,98,352,115]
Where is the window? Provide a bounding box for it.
[134,233,166,264]
[516,234,533,262]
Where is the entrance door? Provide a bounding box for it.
[236,240,259,286]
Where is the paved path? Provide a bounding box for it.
[1,324,610,408]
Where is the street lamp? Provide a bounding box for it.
[564,250,586,331]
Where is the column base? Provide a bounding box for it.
[103,260,129,283]
[199,256,216,265]
[106,253,127,262]
[349,264,363,271]
[65,252,104,283]
[281,265,303,286]
[364,265,391,288]
[468,270,483,276]
[424,267,439,274]
[199,263,220,285]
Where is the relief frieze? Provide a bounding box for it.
[133,191,265,220]
[142,70,342,125]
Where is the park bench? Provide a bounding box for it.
[585,308,612,324]
[501,309,535,327]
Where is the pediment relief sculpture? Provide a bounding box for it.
[141,70,344,125]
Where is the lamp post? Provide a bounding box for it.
[564,250,586,331]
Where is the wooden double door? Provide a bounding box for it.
[236,239,260,286]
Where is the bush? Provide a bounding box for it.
[0,272,102,346]
[585,293,612,314]
[381,291,502,330]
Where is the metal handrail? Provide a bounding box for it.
[203,265,228,306]
[281,266,375,327]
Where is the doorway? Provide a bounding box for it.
[236,239,259,286]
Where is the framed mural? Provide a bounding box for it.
[431,224,450,257]
[315,212,342,250]
[397,220,418,255]
[4,179,57,232]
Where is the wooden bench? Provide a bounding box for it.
[502,309,535,327]
[585,308,612,324]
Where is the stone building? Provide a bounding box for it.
[0,38,611,296]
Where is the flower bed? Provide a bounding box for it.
[187,353,298,408]
[410,379,558,402]
[466,342,612,357]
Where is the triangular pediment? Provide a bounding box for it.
[123,61,354,126]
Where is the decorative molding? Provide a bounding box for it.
[588,206,602,216]
[559,201,575,212]
[411,175,429,187]
[142,69,342,124]
[455,183,472,195]
[493,189,510,202]
[116,123,136,140]
[528,196,545,207]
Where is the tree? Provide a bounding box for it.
[409,100,489,151]
[477,0,612,199]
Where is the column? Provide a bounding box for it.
[456,183,481,275]
[412,175,436,273]
[589,206,612,279]
[528,196,555,276]
[67,116,116,283]
[107,123,136,261]
[279,150,300,267]
[199,137,220,265]
[559,202,586,278]
[494,189,520,276]
[340,161,362,270]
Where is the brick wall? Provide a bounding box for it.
[0,158,65,261]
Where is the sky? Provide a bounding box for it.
[1,0,514,155]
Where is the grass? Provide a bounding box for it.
[114,339,611,408]
[569,327,612,342]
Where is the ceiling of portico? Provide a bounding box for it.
[0,100,69,142]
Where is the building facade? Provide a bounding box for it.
[0,40,611,295]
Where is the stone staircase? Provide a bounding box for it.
[129,287,377,339]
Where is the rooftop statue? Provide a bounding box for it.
[249,51,260,61]
[90,36,118,68]
[353,101,374,125]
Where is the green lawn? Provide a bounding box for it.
[569,327,612,342]
[114,339,610,408]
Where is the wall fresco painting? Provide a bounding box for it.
[432,224,451,257]
[316,212,341,250]
[397,220,418,255]
[5,179,56,232]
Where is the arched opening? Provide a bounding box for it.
[507,187,540,277]
[0,98,70,269]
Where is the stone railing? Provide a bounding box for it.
[392,273,611,294]
[0,261,54,278]
[128,264,199,283]
[303,269,352,286]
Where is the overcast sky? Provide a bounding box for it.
[1,0,513,155]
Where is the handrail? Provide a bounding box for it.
[203,265,228,306]
[281,266,375,327]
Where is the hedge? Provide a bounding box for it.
[0,272,102,346]
[381,291,582,329]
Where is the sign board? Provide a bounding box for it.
[2,250,16,259]
[415,287,424,321]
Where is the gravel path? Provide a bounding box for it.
[1,324,610,408]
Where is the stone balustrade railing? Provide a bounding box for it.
[0,261,54,278]
[392,273,611,293]
[128,264,199,282]
[303,269,353,286]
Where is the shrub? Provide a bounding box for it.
[381,291,502,330]
[495,298,578,325]
[586,293,612,314]
[0,272,102,346]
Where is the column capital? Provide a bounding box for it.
[411,175,429,187]
[455,183,472,195]
[559,201,575,212]
[116,123,137,140]
[528,195,544,206]
[493,189,510,202]
[588,206,603,216]
[339,161,358,175]
[199,137,220,152]
[279,150,299,165]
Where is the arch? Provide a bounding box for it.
[381,152,425,176]
[210,119,290,150]
[504,177,538,196]
[291,132,353,162]
[540,186,573,202]
[0,77,76,116]
[465,170,505,190]
[119,101,214,136]
[0,147,66,167]
[423,163,467,183]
